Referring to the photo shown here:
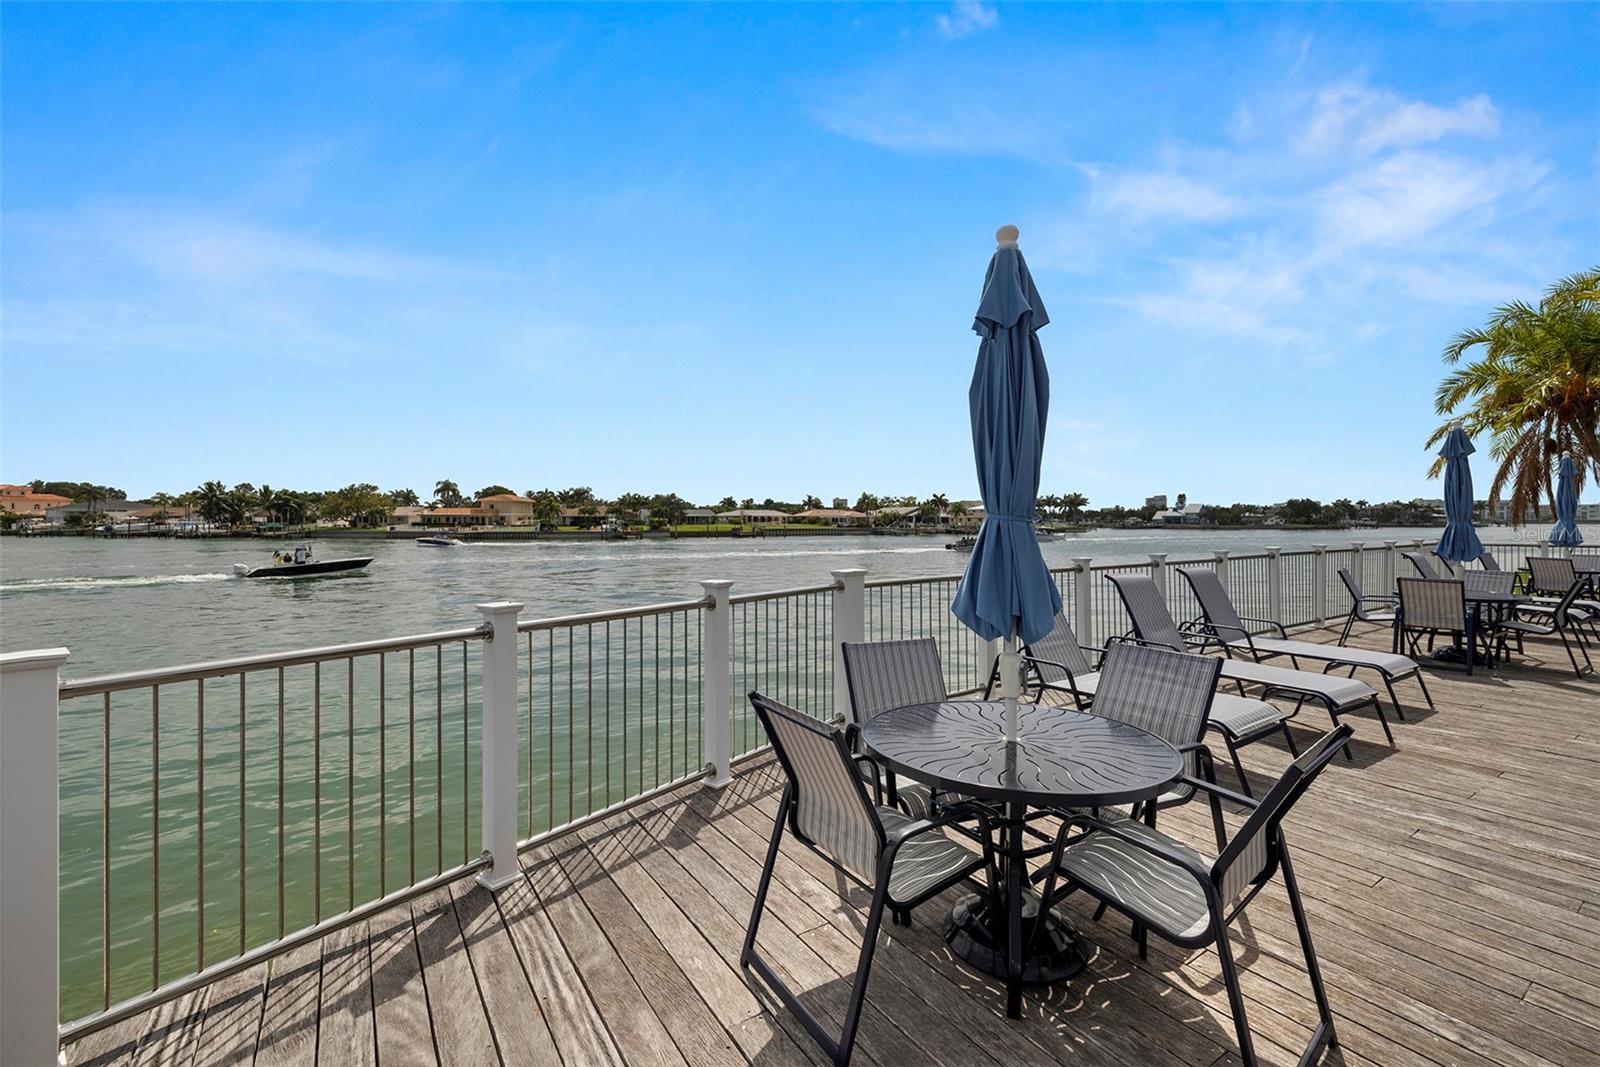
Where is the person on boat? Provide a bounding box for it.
[293,545,309,565]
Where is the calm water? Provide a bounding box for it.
[3,523,1582,1020]
[0,525,1577,675]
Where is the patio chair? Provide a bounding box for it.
[742,690,986,1066]
[1500,583,1595,677]
[1179,566,1430,717]
[840,638,956,819]
[1106,572,1389,760]
[1526,557,1600,619]
[1037,723,1352,1067]
[1477,550,1503,572]
[995,610,1297,795]
[1402,550,1443,579]
[1336,567,1397,647]
[1395,578,1481,674]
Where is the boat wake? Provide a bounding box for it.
[0,572,235,594]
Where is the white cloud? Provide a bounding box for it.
[934,2,998,41]
[1093,170,1244,222]
[1315,151,1541,249]
[1299,83,1499,156]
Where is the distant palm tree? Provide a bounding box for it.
[196,481,230,525]
[1428,267,1600,523]
[1061,492,1089,521]
[390,488,420,507]
[434,479,463,507]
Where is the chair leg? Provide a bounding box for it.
[1413,670,1435,710]
[1279,720,1300,758]
[1223,735,1253,798]
[835,881,893,1066]
[1339,614,1355,646]
[1281,842,1340,1058]
[1382,677,1407,722]
[1214,920,1258,1067]
[1369,698,1396,746]
[741,792,788,969]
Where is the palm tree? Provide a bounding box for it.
[391,488,420,507]
[434,480,463,507]
[196,481,230,525]
[949,500,971,528]
[1428,267,1600,524]
[1061,492,1089,521]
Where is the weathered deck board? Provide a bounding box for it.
[63,625,1600,1066]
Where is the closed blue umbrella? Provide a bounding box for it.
[1436,423,1484,564]
[951,226,1062,741]
[1550,452,1583,547]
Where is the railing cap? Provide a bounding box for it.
[0,647,70,673]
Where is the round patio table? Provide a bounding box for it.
[861,700,1181,1019]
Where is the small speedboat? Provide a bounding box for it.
[946,536,977,551]
[234,545,373,579]
[415,535,465,547]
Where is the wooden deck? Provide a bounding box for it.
[63,624,1600,1067]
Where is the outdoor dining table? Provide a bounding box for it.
[860,699,1182,1019]
[1393,586,1529,666]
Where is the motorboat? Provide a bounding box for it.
[946,536,977,551]
[234,544,373,579]
[415,535,465,547]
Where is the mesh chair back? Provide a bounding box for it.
[1024,611,1094,683]
[1397,578,1465,631]
[1402,551,1441,579]
[840,638,948,730]
[1337,567,1378,621]
[1177,567,1249,643]
[1542,580,1585,627]
[1214,724,1352,902]
[1477,551,1502,572]
[750,690,883,882]
[1090,643,1219,802]
[1527,556,1577,597]
[1464,570,1515,596]
[1104,573,1187,651]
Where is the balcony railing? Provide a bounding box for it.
[0,535,1591,1062]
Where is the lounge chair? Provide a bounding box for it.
[1038,724,1352,1067]
[1336,567,1398,647]
[990,610,1297,795]
[1105,573,1391,760]
[1477,550,1502,571]
[1178,566,1431,716]
[743,691,986,1066]
[1402,550,1442,579]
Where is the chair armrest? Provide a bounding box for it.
[884,808,987,850]
[1177,774,1259,810]
[1054,813,1214,883]
[1235,615,1289,638]
[850,752,884,804]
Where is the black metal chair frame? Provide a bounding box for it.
[1395,578,1485,675]
[1336,566,1398,647]
[1500,581,1595,678]
[743,691,987,1066]
[1039,724,1354,1067]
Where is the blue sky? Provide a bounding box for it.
[3,2,1597,506]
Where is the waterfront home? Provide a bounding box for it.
[1155,502,1207,524]
[868,503,922,526]
[44,499,141,524]
[792,506,868,526]
[715,507,789,524]
[476,492,538,526]
[0,484,74,517]
[683,508,717,524]
[393,505,487,527]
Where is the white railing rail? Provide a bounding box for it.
[11,533,1593,1051]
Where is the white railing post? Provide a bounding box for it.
[701,580,734,788]
[1149,553,1168,601]
[1312,545,1328,625]
[1213,550,1230,588]
[1265,547,1283,624]
[476,602,523,889]
[1,647,68,1067]
[831,569,866,720]
[1071,558,1093,644]
[1382,541,1397,592]
[1351,542,1365,590]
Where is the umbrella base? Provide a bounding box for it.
[945,891,1087,985]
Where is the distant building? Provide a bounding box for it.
[46,499,140,524]
[394,506,488,528]
[715,509,788,525]
[0,484,75,518]
[683,508,717,524]
[477,493,537,526]
[792,508,867,527]
[1155,503,1206,525]
[868,505,920,526]
[1144,494,1168,511]
[832,498,850,510]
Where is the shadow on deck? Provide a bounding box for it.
[63,624,1600,1066]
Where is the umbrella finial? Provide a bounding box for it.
[1451,420,1463,431]
[996,224,1019,249]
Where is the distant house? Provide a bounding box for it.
[683,508,717,524]
[792,508,867,527]
[46,499,141,524]
[1156,503,1206,525]
[0,484,75,518]
[715,509,788,525]
[477,493,537,526]
[1144,494,1168,511]
[868,505,920,527]
[559,505,611,529]
[394,506,489,528]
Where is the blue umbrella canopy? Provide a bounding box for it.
[1550,452,1583,547]
[1436,424,1484,562]
[951,229,1062,646]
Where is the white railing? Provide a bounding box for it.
[1,534,1590,1060]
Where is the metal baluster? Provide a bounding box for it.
[461,642,468,866]
[637,616,644,791]
[277,667,285,938]
[622,619,629,798]
[347,657,354,911]
[526,631,534,836]
[408,649,416,886]
[378,653,386,897]
[102,692,111,1010]
[196,678,205,972]
[567,628,574,823]
[239,673,247,954]
[314,662,321,922]
[605,622,612,807]
[586,624,595,815]
[547,631,554,831]
[436,645,443,873]
[151,685,160,990]
[654,613,661,786]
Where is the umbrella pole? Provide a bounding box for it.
[1001,623,1021,744]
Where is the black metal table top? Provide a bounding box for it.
[1465,589,1527,605]
[861,700,1182,809]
